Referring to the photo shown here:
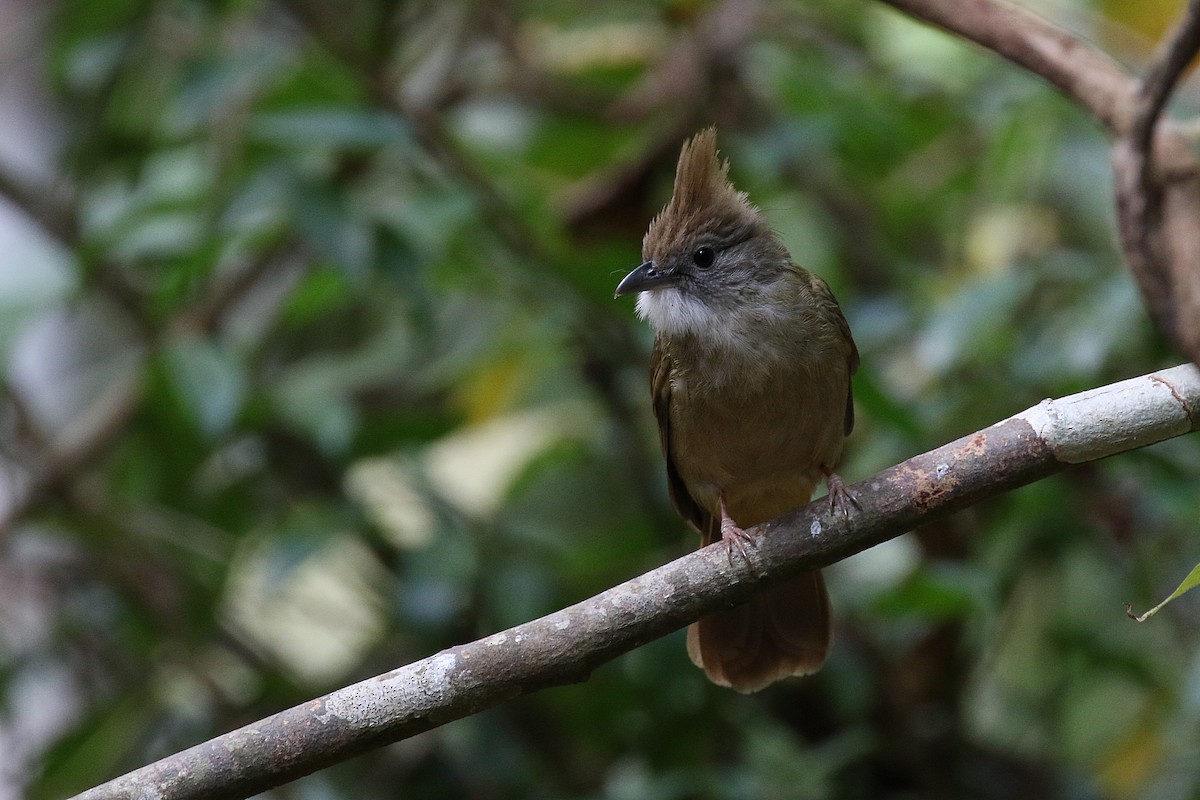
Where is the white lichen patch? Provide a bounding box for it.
[1009,365,1199,463]
[425,652,458,684]
[322,651,460,727]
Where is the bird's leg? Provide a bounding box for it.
[718,493,756,567]
[821,465,860,517]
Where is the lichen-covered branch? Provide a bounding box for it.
[73,364,1200,800]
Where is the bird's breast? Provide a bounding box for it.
[667,344,848,528]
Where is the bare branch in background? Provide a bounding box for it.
[877,0,1138,133]
[880,0,1200,366]
[1112,0,1200,367]
[73,365,1200,800]
[1130,0,1200,150]
[0,162,304,533]
[0,166,79,245]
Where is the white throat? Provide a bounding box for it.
[636,287,804,385]
[636,288,722,339]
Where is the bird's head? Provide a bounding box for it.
[615,129,793,338]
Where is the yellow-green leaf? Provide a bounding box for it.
[1126,560,1200,622]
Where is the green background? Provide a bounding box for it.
[2,0,1199,797]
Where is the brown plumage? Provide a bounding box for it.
[616,129,858,693]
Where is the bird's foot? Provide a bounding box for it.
[719,494,756,568]
[822,467,860,517]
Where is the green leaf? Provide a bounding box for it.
[162,335,247,438]
[1126,560,1200,622]
[250,109,410,148]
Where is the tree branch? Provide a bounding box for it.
[876,0,1138,134]
[0,239,304,534]
[1130,0,1200,153]
[0,163,80,245]
[72,364,1200,800]
[879,0,1200,366]
[1111,0,1200,367]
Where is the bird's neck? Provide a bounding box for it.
[644,289,811,389]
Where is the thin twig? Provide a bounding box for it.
[1111,0,1200,366]
[0,378,142,534]
[0,242,302,533]
[1120,0,1200,213]
[876,0,1138,134]
[878,0,1200,365]
[1130,0,1200,154]
[0,166,78,244]
[72,364,1200,800]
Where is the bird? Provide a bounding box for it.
[615,128,859,693]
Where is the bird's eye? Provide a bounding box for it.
[692,246,716,268]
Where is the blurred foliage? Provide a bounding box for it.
[0,0,1198,798]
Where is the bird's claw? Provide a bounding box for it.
[721,517,757,568]
[718,494,757,569]
[824,470,860,517]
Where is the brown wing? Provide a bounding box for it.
[808,272,859,436]
[651,335,712,537]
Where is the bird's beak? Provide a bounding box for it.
[614,261,678,298]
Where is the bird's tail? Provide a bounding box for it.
[686,522,831,692]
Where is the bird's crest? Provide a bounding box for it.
[643,128,759,257]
